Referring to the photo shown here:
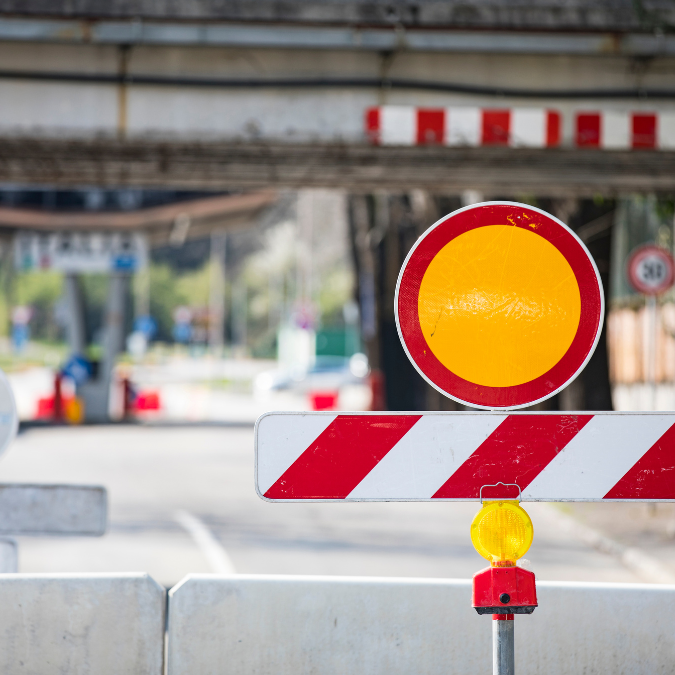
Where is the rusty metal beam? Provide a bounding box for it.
[0,0,671,34]
[0,136,674,196]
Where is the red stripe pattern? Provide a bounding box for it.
[264,415,421,499]
[257,413,675,502]
[604,423,675,499]
[367,107,560,147]
[366,107,675,150]
[432,415,592,499]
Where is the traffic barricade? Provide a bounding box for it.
[0,573,165,675]
[166,574,675,675]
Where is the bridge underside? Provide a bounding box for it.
[1,137,673,196]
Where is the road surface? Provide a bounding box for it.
[0,424,664,587]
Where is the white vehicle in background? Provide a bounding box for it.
[254,353,371,411]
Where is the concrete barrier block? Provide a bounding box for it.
[0,573,165,675]
[522,581,675,673]
[167,575,489,675]
[0,484,107,535]
[0,537,17,573]
[167,574,675,675]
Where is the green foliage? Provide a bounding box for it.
[78,274,107,307]
[148,264,187,342]
[145,262,220,342]
[318,267,353,326]
[175,263,212,308]
[13,270,64,341]
[13,270,63,306]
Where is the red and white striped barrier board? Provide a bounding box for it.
[575,111,675,150]
[255,412,675,502]
[365,106,675,150]
[366,107,560,147]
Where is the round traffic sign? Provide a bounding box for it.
[395,202,604,410]
[0,369,17,457]
[626,245,675,296]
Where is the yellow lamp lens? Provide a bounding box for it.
[470,500,533,564]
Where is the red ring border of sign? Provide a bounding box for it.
[626,244,675,296]
[395,202,605,410]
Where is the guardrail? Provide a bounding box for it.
[0,574,673,674]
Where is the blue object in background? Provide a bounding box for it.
[134,315,158,339]
[173,323,192,344]
[112,255,137,271]
[11,324,29,352]
[62,355,93,385]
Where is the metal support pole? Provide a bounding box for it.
[648,295,658,410]
[81,271,129,422]
[208,231,226,352]
[134,266,150,320]
[103,272,129,377]
[64,273,87,356]
[493,614,514,675]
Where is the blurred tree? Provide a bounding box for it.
[143,262,220,343]
[147,264,187,342]
[318,267,353,326]
[13,271,64,342]
[175,263,211,308]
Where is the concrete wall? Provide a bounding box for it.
[0,572,672,673]
[0,40,675,143]
[0,573,165,675]
[167,574,675,675]
[520,581,675,673]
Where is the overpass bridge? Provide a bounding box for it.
[0,0,672,195]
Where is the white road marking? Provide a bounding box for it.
[174,510,236,575]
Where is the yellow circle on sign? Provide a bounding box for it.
[470,500,533,564]
[418,225,581,387]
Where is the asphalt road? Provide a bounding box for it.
[0,424,649,588]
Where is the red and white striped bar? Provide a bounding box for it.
[255,412,675,502]
[575,111,675,149]
[365,106,560,147]
[365,106,675,149]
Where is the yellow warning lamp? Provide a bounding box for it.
[470,500,533,565]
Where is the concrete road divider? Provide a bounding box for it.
[0,573,165,675]
[0,484,107,535]
[0,538,17,573]
[519,580,675,673]
[0,573,671,673]
[167,574,675,675]
[167,575,489,675]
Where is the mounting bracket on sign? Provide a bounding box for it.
[479,482,522,504]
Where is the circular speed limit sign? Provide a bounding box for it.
[627,245,675,296]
